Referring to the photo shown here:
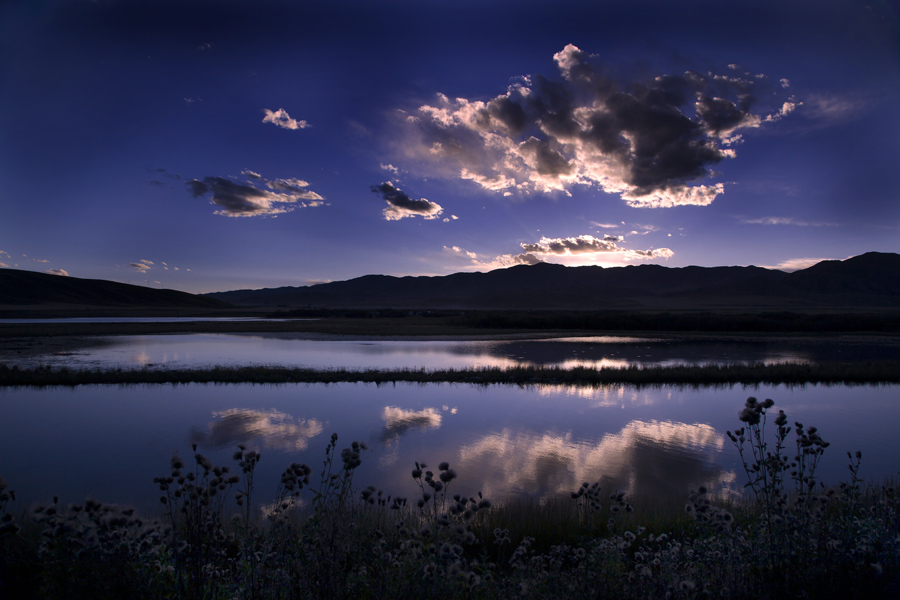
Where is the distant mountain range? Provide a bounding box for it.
[3,252,898,311]
[0,269,228,309]
[204,252,900,311]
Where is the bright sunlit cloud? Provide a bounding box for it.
[443,233,673,271]
[400,44,795,208]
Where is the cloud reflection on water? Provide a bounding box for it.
[535,384,657,407]
[458,420,736,502]
[380,406,443,442]
[190,408,324,451]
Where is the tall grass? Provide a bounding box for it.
[2,360,900,387]
[1,398,898,598]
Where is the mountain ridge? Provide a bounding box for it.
[0,269,230,309]
[203,251,900,310]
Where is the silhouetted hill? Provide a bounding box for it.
[204,252,900,310]
[0,269,231,309]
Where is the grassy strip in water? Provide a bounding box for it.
[2,360,900,387]
[1,398,899,599]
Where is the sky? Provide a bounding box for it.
[1,0,898,294]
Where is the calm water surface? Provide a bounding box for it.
[7,333,899,371]
[1,382,896,510]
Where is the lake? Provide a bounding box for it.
[0,334,897,512]
[5,332,900,371]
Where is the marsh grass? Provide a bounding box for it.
[1,399,899,599]
[2,360,900,387]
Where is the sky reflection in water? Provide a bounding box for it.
[1,382,896,513]
[8,333,899,371]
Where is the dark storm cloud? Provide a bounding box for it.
[371,182,443,221]
[187,172,325,217]
[405,44,797,207]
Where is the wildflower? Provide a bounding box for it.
[738,406,760,425]
[775,410,788,426]
[679,580,696,591]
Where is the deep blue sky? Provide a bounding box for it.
[2,0,898,293]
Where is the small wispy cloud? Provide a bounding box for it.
[445,245,478,260]
[130,259,154,273]
[126,259,189,274]
[800,92,869,123]
[45,269,69,276]
[740,216,838,227]
[590,222,621,229]
[262,108,310,130]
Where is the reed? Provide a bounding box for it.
[2,359,900,387]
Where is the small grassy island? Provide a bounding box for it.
[3,360,900,388]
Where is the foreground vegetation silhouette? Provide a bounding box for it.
[1,398,898,599]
